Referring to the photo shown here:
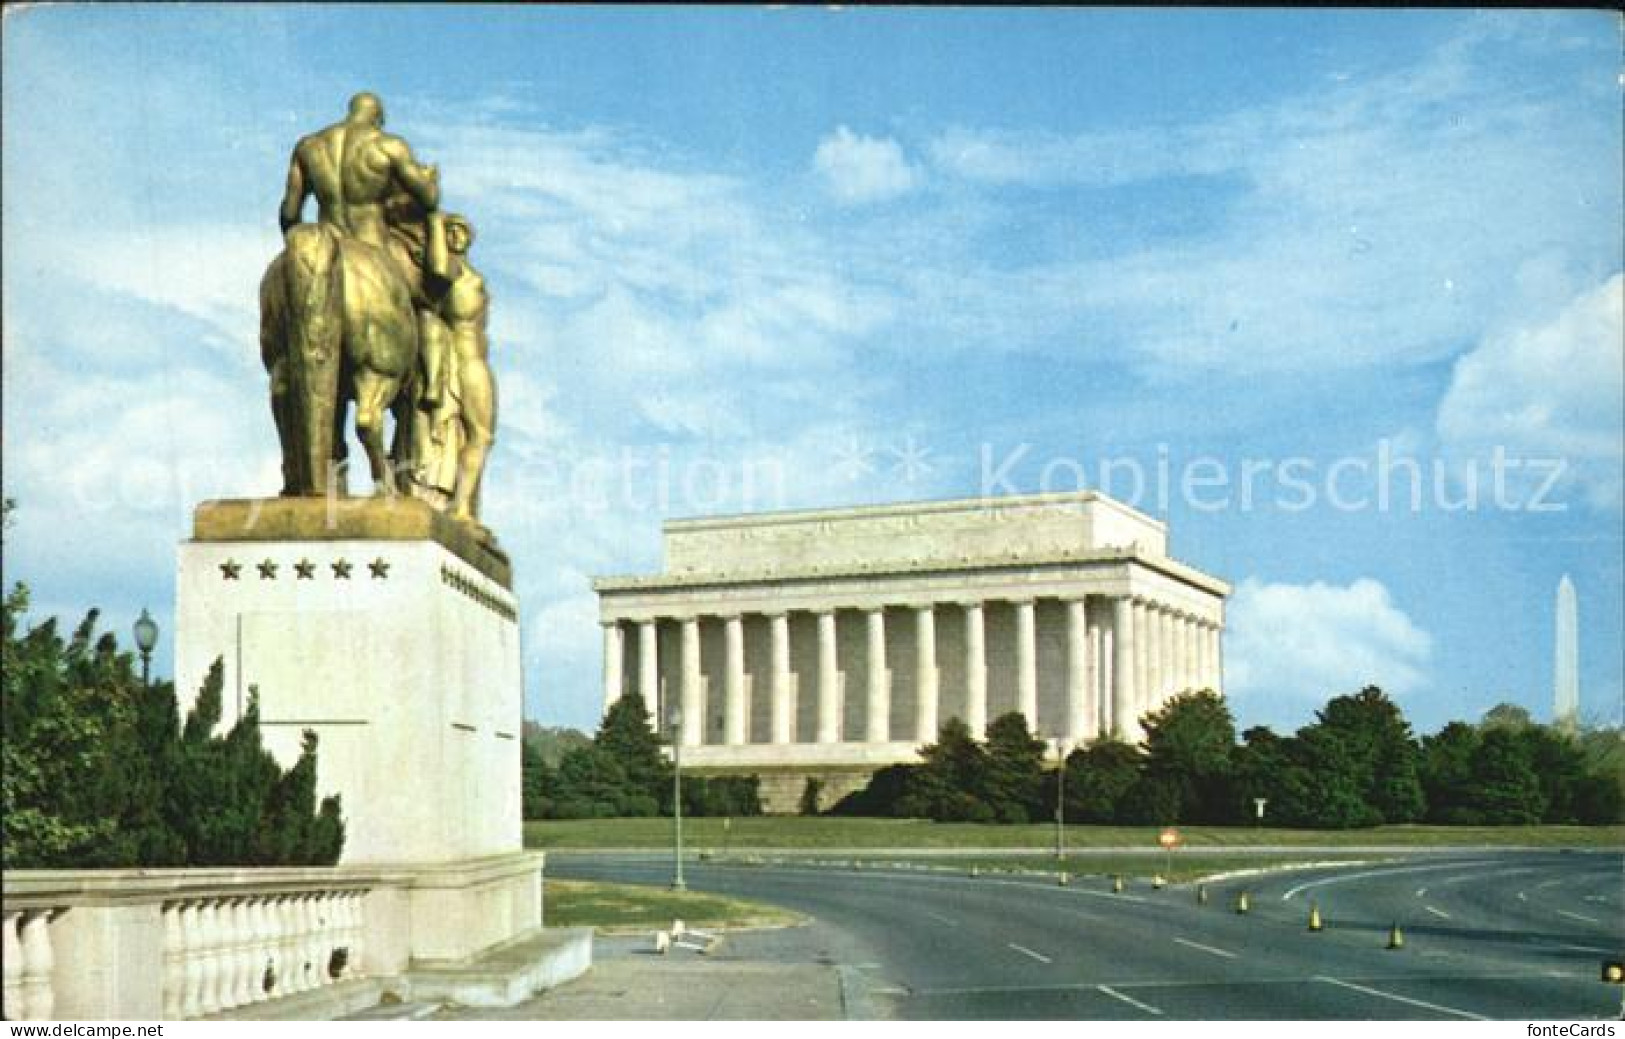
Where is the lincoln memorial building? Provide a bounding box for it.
[593,490,1229,811]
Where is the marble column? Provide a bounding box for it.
[602,621,624,710]
[1111,596,1135,739]
[679,617,702,747]
[865,609,890,743]
[1014,599,1038,728]
[769,613,792,744]
[1189,617,1202,689]
[1087,608,1105,740]
[1134,600,1154,722]
[723,614,746,746]
[638,620,659,726]
[816,611,840,743]
[1064,598,1088,741]
[915,604,939,742]
[963,602,988,737]
[1170,613,1181,693]
[1154,608,1170,701]
[1209,623,1224,692]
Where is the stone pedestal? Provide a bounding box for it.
[176,497,521,866]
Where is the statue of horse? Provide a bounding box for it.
[259,223,422,497]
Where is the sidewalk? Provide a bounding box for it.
[431,958,845,1021]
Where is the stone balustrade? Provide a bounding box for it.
[1,854,546,1020]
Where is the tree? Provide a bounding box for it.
[1480,703,1534,730]
[1574,727,1625,824]
[3,585,344,867]
[898,718,994,822]
[1062,739,1142,823]
[549,745,634,819]
[1313,687,1424,823]
[1139,691,1236,823]
[594,692,669,814]
[521,739,555,820]
[1421,722,1485,823]
[1287,725,1380,828]
[983,712,1047,823]
[520,720,591,767]
[1471,728,1546,823]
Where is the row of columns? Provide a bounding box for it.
[603,596,1222,748]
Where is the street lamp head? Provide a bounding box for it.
[133,608,159,655]
[667,705,683,731]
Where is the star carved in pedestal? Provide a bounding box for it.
[293,559,316,580]
[368,557,391,580]
[219,559,242,580]
[330,558,353,580]
[256,559,279,580]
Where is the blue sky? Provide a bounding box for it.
[4,7,1621,736]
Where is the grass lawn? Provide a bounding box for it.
[527,816,1625,851]
[545,878,804,934]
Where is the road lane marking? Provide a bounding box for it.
[1007,943,1052,964]
[1097,985,1163,1016]
[1281,860,1495,900]
[1423,905,1451,920]
[1173,937,1238,960]
[1414,887,1428,897]
[1557,909,1599,924]
[925,911,956,926]
[1313,976,1488,1020]
[1516,892,1528,902]
[1552,943,1612,954]
[1535,877,1564,890]
[1437,866,1540,887]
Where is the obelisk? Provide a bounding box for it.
[1554,574,1579,730]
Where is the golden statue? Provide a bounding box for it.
[259,92,439,497]
[258,94,499,541]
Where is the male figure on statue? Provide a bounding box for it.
[416,211,497,537]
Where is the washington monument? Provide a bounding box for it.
[1554,574,1579,729]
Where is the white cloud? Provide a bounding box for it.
[813,126,920,205]
[1225,576,1433,728]
[907,31,1620,378]
[1436,273,1624,510]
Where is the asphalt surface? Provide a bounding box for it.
[549,849,1624,1020]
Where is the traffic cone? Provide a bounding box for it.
[1058,871,1070,887]
[1197,884,1210,906]
[1308,904,1323,932]
[1112,874,1124,894]
[1235,890,1250,914]
[1386,922,1404,950]
[970,865,980,878]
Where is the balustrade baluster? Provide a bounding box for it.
[231,898,256,1009]
[198,901,222,1015]
[179,902,204,1018]
[249,897,273,1002]
[3,912,24,1018]
[19,910,56,1021]
[306,894,328,987]
[161,903,184,1019]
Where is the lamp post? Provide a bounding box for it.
[668,705,686,892]
[1052,738,1071,861]
[132,608,159,688]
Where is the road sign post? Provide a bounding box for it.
[1158,826,1181,882]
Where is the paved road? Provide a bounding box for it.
[550,849,1623,1020]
